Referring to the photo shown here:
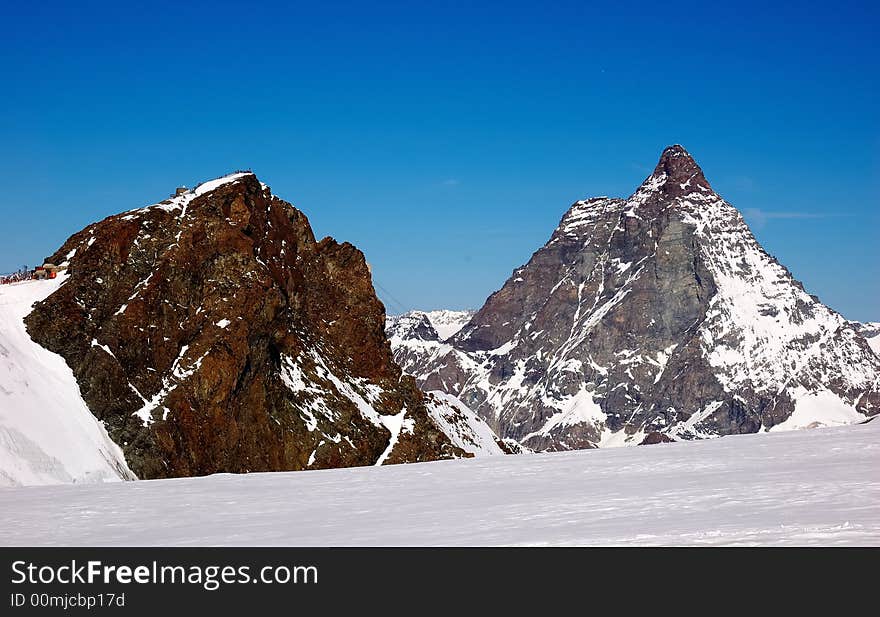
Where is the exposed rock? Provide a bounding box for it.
[639,432,675,445]
[390,146,880,450]
[497,438,533,455]
[25,172,470,479]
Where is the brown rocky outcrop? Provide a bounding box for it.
[639,432,675,446]
[25,173,465,478]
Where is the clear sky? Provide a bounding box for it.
[1,1,877,320]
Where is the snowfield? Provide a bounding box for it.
[1,420,877,546]
[0,278,132,486]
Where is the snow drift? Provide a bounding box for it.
[0,277,133,486]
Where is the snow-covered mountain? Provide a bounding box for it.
[1,172,501,486]
[385,310,477,391]
[386,310,474,342]
[390,146,880,451]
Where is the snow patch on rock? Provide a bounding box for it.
[770,389,864,431]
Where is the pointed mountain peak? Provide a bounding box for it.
[641,145,712,197]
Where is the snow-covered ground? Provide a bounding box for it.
[1,420,877,546]
[0,278,132,486]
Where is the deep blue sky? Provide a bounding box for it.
[1,1,877,320]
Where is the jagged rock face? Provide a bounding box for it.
[391,146,880,450]
[25,173,466,478]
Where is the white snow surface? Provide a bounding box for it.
[1,421,877,546]
[374,407,413,466]
[193,172,253,197]
[0,277,134,486]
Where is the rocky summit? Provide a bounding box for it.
[389,146,880,451]
[22,172,492,480]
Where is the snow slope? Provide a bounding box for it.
[424,391,507,456]
[0,277,133,486]
[1,421,877,546]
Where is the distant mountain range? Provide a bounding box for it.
[387,310,475,342]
